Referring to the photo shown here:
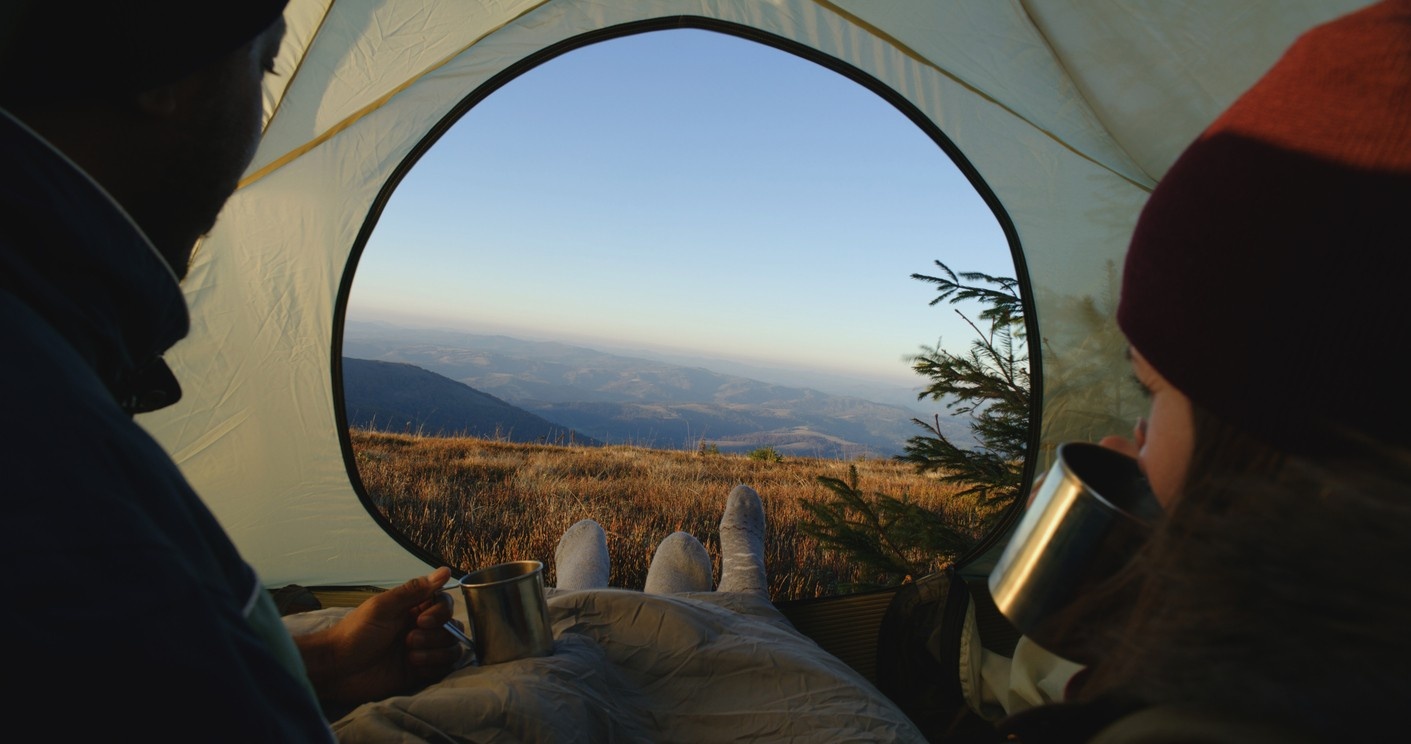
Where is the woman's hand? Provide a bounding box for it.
[1027,421,1147,508]
[297,567,462,706]
[1097,417,1145,460]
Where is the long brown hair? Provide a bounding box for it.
[1062,409,1411,735]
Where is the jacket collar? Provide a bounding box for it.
[0,108,189,413]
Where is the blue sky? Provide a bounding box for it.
[348,28,1016,391]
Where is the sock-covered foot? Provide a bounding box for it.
[644,531,714,594]
[717,484,768,597]
[554,518,610,590]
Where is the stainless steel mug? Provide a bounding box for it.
[988,442,1162,659]
[458,560,554,665]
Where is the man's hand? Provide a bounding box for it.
[298,567,462,706]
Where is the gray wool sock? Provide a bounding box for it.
[554,518,610,590]
[644,531,714,594]
[717,484,768,596]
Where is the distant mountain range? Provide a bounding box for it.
[342,357,601,445]
[341,321,975,458]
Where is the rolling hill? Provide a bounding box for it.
[341,357,600,445]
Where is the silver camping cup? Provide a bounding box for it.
[988,442,1162,659]
[458,560,554,665]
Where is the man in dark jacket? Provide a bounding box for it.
[0,2,459,739]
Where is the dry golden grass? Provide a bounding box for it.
[350,428,997,601]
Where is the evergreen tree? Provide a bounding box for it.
[799,260,1031,589]
[800,464,972,587]
[898,261,1030,516]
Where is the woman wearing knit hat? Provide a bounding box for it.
[987,1,1411,740]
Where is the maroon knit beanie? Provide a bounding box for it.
[0,0,289,103]
[1117,0,1411,454]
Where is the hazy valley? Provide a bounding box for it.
[342,320,974,458]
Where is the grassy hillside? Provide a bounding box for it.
[350,428,1002,601]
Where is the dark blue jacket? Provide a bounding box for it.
[0,108,334,742]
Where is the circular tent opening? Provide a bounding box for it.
[338,27,1026,600]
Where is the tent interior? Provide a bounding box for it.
[132,0,1374,733]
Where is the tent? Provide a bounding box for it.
[137,0,1372,594]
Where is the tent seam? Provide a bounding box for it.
[193,1,338,266]
[1011,0,1156,188]
[237,0,555,190]
[812,0,1153,193]
[262,0,335,137]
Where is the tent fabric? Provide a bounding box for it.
[284,587,927,741]
[136,0,1374,589]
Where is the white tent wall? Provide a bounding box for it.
[137,0,1372,590]
[1020,1,1366,182]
